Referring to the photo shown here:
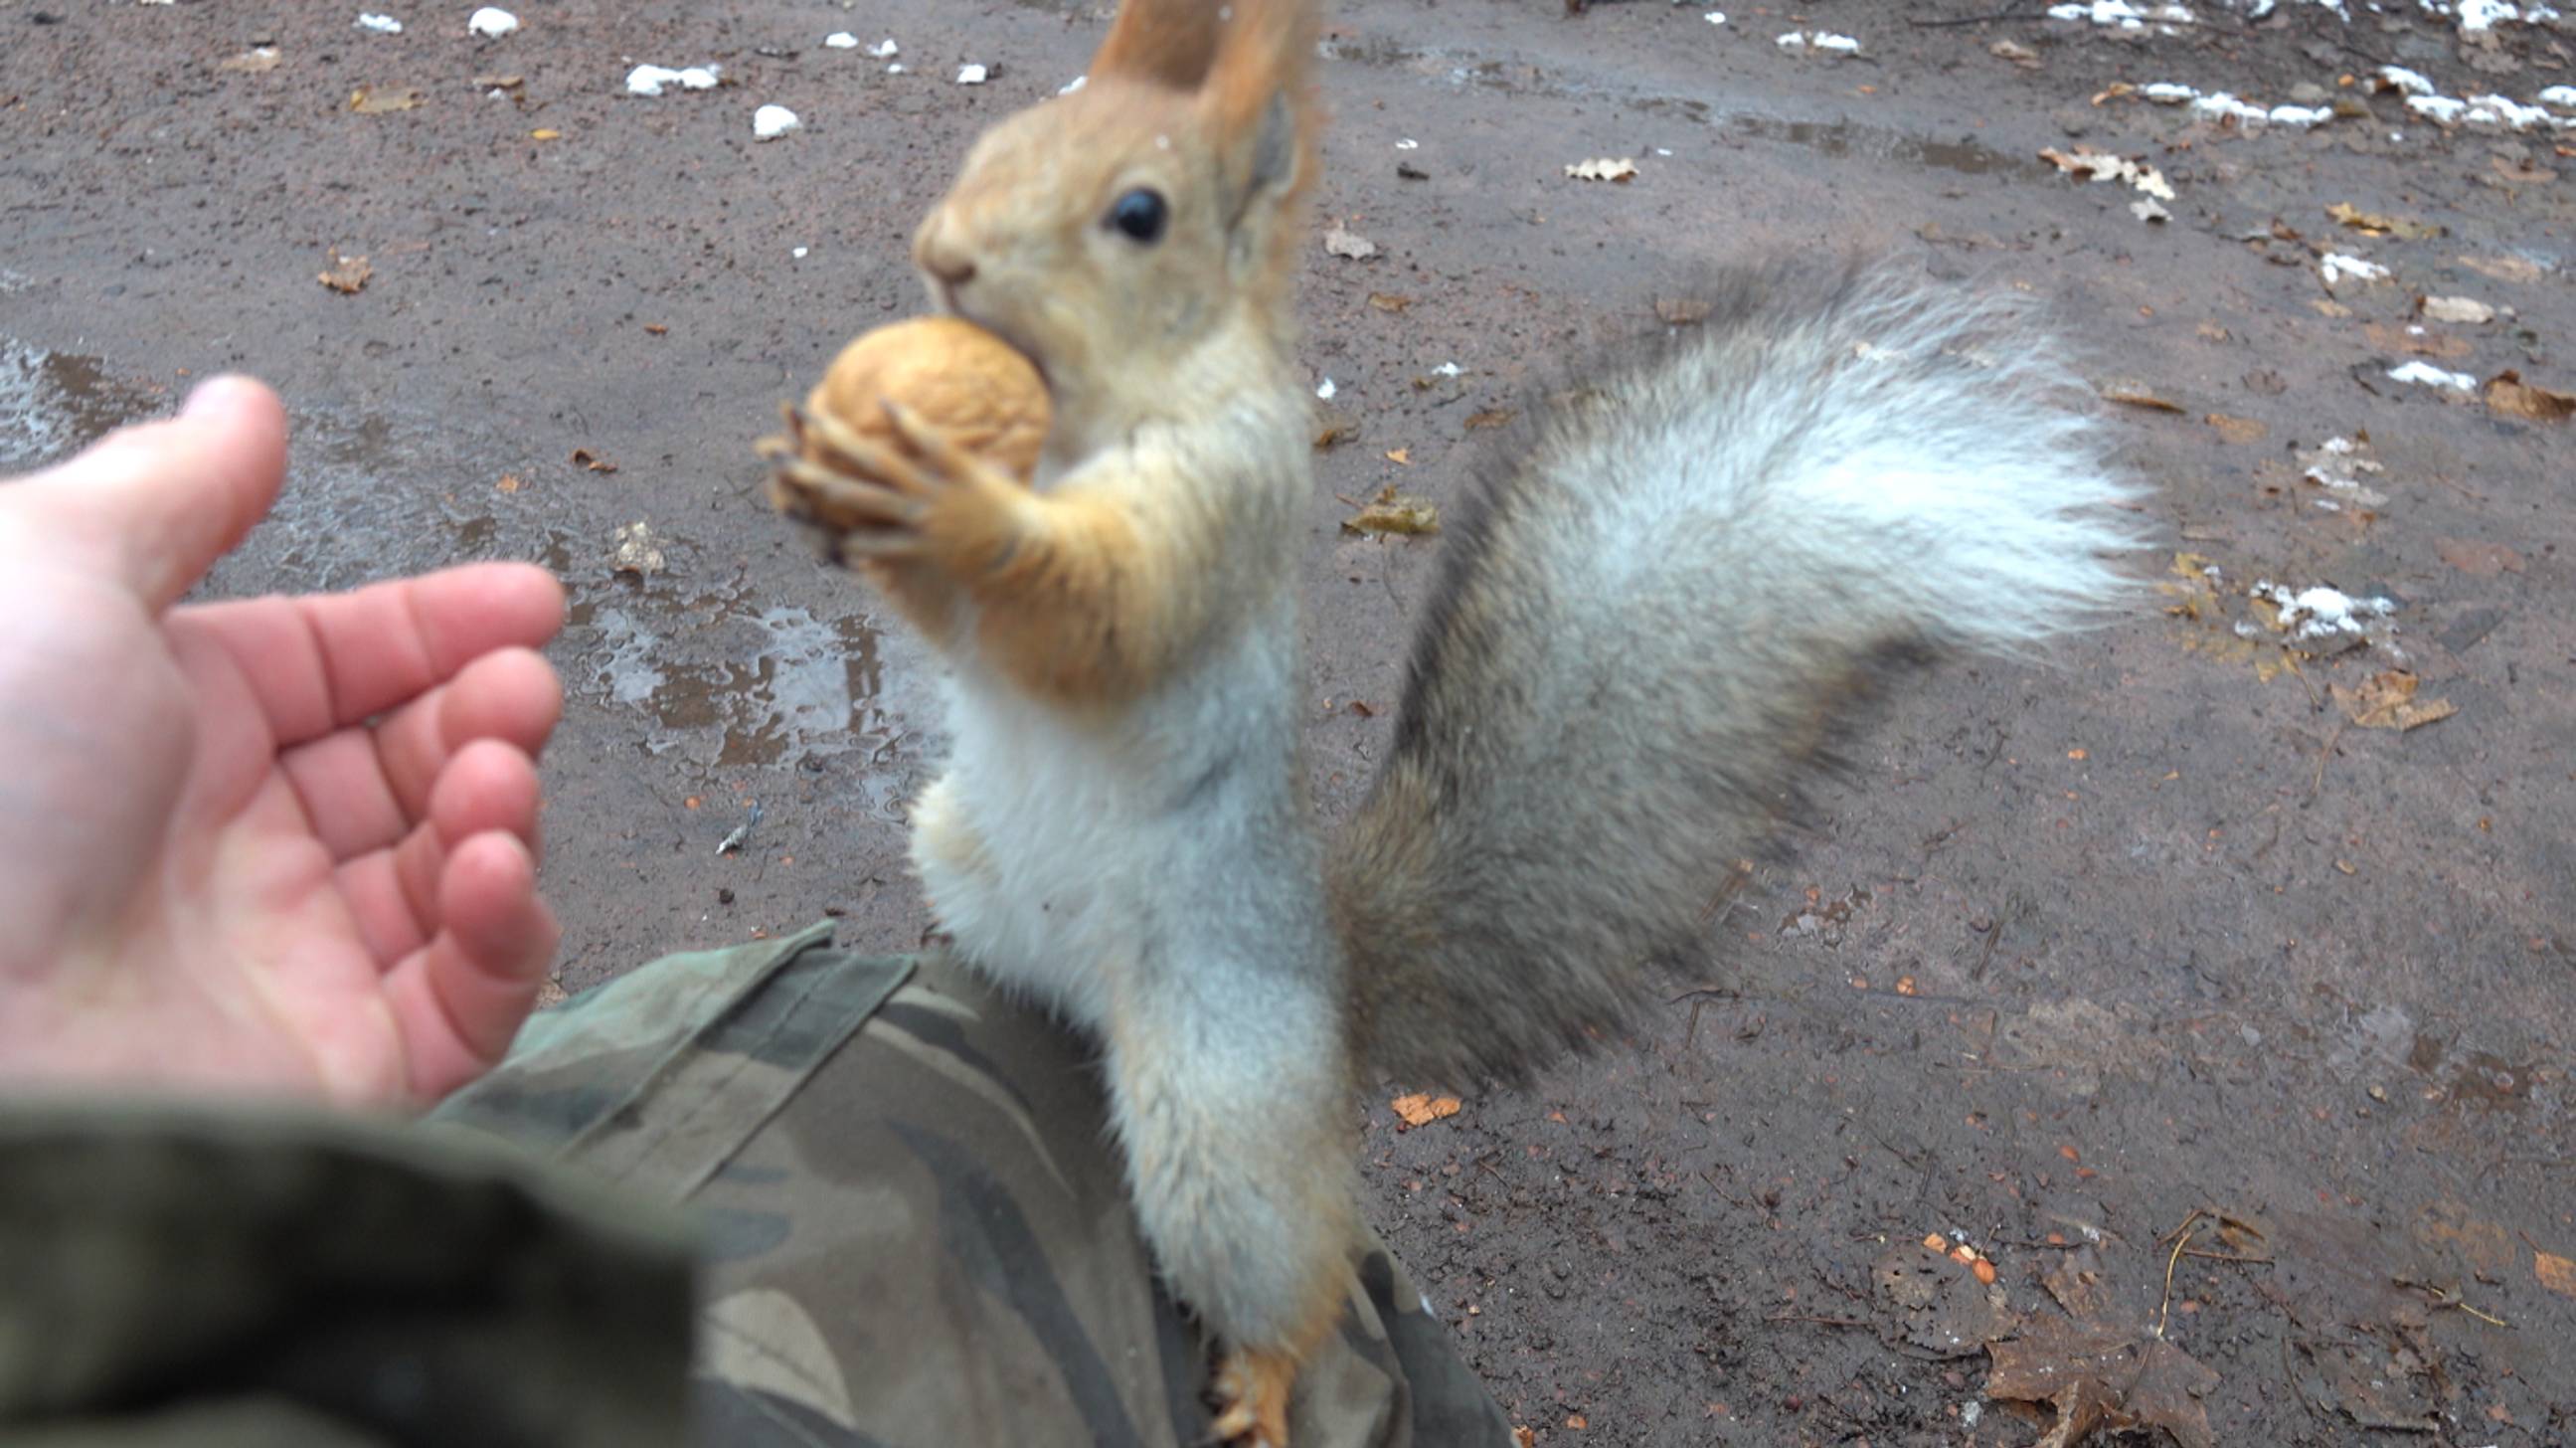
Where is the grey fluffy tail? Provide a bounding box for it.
[1330,260,2148,1087]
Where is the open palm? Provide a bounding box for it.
[0,379,566,1106]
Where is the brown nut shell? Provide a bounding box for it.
[808,315,1049,483]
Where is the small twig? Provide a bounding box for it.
[2309,716,2350,802]
[2155,1218,2198,1339]
[2391,1276,2512,1329]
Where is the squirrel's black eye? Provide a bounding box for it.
[1108,187,1168,245]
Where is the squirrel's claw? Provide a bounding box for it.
[1208,1349,1295,1448]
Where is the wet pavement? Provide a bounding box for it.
[5,1,2573,1442]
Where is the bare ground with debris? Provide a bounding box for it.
[4,1,2572,1443]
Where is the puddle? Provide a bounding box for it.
[577,598,901,772]
[1317,37,2035,181]
[0,339,167,471]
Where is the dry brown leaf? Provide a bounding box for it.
[1985,1326,2218,1448]
[2332,670,2457,731]
[1564,157,1638,182]
[1366,291,1413,312]
[571,448,618,473]
[2324,201,2445,240]
[1312,408,1358,451]
[216,47,281,73]
[2457,254,2543,284]
[2418,295,2494,324]
[529,127,562,141]
[1384,448,1412,465]
[473,73,524,90]
[2537,1251,2576,1299]
[2363,322,2472,360]
[2436,538,2525,575]
[1512,1430,1536,1448]
[2101,382,2184,413]
[2203,413,2268,445]
[1322,225,1378,260]
[348,85,425,114]
[1989,39,2041,68]
[644,323,670,335]
[495,473,525,494]
[1342,485,1440,537]
[316,254,373,293]
[1391,1092,1461,1127]
[2484,370,2575,423]
[1465,408,1516,431]
[1564,1413,1588,1430]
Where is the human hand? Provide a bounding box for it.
[0,378,567,1107]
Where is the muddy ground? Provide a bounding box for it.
[5,1,2573,1443]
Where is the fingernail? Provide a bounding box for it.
[180,377,231,419]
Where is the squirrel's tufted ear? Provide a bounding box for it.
[1088,0,1228,90]
[1202,0,1319,220]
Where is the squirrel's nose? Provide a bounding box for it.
[914,220,977,288]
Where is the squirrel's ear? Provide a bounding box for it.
[1088,0,1227,89]
[1203,0,1318,220]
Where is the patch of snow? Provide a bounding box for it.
[357,13,403,34]
[824,32,859,49]
[867,38,899,59]
[956,64,989,85]
[1316,377,1337,401]
[2319,253,2388,285]
[626,65,719,96]
[467,7,517,38]
[753,103,801,139]
[2386,360,2476,390]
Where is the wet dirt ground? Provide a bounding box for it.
[5,1,2573,1443]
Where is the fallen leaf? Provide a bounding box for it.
[1989,39,2041,68]
[611,521,666,575]
[2537,1251,2576,1298]
[2362,322,2472,359]
[316,254,373,293]
[216,47,281,73]
[1391,1092,1461,1127]
[529,127,562,140]
[472,73,524,90]
[2331,670,2457,731]
[1565,1413,1587,1430]
[348,85,425,114]
[2457,254,2543,284]
[2484,370,2575,423]
[495,473,525,493]
[2038,145,2173,200]
[1985,1325,2219,1448]
[571,448,618,473]
[2436,538,2525,575]
[1464,408,1515,431]
[1312,408,1358,450]
[2324,201,2445,240]
[1512,1430,1536,1448]
[1342,485,1441,537]
[1383,448,1412,465]
[2418,295,2493,324]
[1366,291,1413,312]
[1654,295,1713,324]
[2203,413,2268,444]
[1322,225,1379,260]
[2101,382,2184,413]
[1564,157,1638,182]
[643,323,669,335]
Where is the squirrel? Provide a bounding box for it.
[762,0,2144,1440]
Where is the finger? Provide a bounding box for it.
[772,458,924,527]
[181,562,565,747]
[795,405,934,499]
[384,830,559,1103]
[3,376,288,613]
[334,739,545,964]
[279,648,560,859]
[876,397,977,476]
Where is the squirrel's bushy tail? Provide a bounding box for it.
[1331,260,2147,1086]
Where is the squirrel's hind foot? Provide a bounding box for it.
[1208,1347,1296,1447]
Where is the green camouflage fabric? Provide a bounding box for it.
[438,921,1515,1448]
[0,1099,695,1448]
[0,923,1511,1448]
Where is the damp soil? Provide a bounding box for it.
[4,1,2571,1442]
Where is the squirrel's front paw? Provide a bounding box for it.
[1209,1348,1296,1448]
[762,399,1028,574]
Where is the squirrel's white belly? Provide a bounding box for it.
[911,638,1317,1036]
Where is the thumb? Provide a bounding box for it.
[5,375,289,614]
